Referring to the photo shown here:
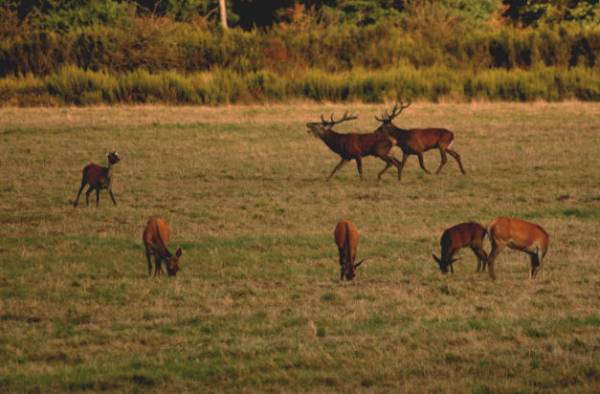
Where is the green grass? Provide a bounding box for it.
[0,103,598,392]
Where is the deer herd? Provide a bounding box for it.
[73,102,549,281]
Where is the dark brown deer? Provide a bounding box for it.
[73,150,120,207]
[486,217,549,280]
[374,101,466,182]
[307,112,403,181]
[432,222,488,275]
[143,217,182,277]
[334,220,365,281]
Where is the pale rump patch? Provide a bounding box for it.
[447,140,454,150]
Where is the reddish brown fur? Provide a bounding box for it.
[433,222,488,274]
[143,217,182,277]
[307,113,403,181]
[374,103,466,181]
[486,217,549,280]
[73,151,120,207]
[334,220,363,281]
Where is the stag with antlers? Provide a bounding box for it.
[374,101,466,182]
[307,111,403,182]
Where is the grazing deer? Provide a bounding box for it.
[334,220,366,281]
[374,101,466,182]
[486,217,549,280]
[307,112,403,181]
[74,150,120,208]
[432,222,488,275]
[142,217,182,277]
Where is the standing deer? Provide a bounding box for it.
[73,150,120,207]
[486,217,549,280]
[334,220,366,281]
[374,101,466,182]
[142,217,182,277]
[307,112,403,181]
[432,222,488,275]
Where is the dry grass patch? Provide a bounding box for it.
[0,103,598,392]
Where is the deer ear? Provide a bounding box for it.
[354,259,366,268]
[432,254,441,264]
[449,258,458,264]
[175,246,182,257]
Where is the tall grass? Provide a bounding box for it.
[3,64,599,106]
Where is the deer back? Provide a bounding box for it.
[442,222,486,251]
[334,220,359,264]
[143,217,172,258]
[487,217,549,250]
[83,164,109,187]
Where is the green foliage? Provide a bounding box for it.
[504,0,600,29]
[45,65,119,105]
[5,64,595,105]
[0,0,598,104]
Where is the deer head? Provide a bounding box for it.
[106,150,120,165]
[342,258,366,280]
[375,101,412,124]
[432,254,457,274]
[166,247,183,277]
[307,111,358,139]
[374,101,411,136]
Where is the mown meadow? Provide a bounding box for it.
[0,103,598,392]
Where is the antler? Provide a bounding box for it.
[320,111,358,126]
[375,100,412,122]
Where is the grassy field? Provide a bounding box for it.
[0,103,598,393]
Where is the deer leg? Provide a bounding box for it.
[417,154,431,174]
[530,246,544,279]
[435,148,448,174]
[355,157,363,181]
[486,242,505,280]
[85,186,94,206]
[74,183,87,208]
[537,248,544,278]
[471,245,488,272]
[448,148,466,174]
[154,257,162,277]
[377,163,392,182]
[388,155,403,181]
[327,159,349,181]
[145,250,153,276]
[447,248,459,274]
[95,188,100,207]
[528,253,537,280]
[397,153,410,181]
[108,189,117,206]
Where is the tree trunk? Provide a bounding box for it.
[219,0,228,29]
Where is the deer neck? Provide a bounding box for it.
[388,124,408,141]
[105,162,115,186]
[322,129,346,154]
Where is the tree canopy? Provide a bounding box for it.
[1,0,598,31]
